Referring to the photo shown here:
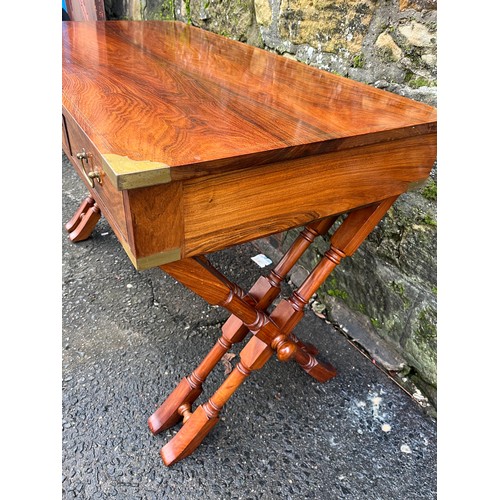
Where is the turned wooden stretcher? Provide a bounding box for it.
[62,20,437,465]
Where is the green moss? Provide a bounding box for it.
[327,288,348,300]
[326,277,348,301]
[352,53,365,68]
[155,0,176,20]
[405,74,437,89]
[415,307,437,347]
[422,180,437,202]
[379,23,395,34]
[390,281,410,310]
[184,0,192,24]
[370,317,382,329]
[422,214,437,227]
[390,281,404,295]
[378,46,398,63]
[356,303,367,314]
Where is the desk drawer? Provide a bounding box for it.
[62,110,128,244]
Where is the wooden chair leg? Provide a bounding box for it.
[65,195,95,233]
[148,216,337,434]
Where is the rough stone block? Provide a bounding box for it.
[255,0,273,26]
[189,0,262,46]
[398,20,436,48]
[375,31,403,62]
[279,0,376,54]
[399,0,437,11]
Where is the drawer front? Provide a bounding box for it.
[62,109,129,246]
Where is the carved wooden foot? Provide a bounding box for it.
[161,336,272,466]
[66,196,101,242]
[65,195,94,233]
[295,349,337,381]
[160,405,220,466]
[148,378,203,435]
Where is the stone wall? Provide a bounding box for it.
[104,0,438,407]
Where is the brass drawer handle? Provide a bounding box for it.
[76,149,102,188]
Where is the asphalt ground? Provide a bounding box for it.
[62,152,437,499]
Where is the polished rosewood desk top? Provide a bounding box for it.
[62,20,437,269]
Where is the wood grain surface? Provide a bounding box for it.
[62,20,437,187]
[181,134,436,257]
[63,20,437,269]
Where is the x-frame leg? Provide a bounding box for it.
[148,215,338,435]
[152,196,398,465]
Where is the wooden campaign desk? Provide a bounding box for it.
[62,20,437,466]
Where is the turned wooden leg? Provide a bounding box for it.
[161,256,304,372]
[221,215,338,358]
[66,196,101,242]
[269,195,399,381]
[148,216,337,434]
[148,325,245,434]
[154,258,327,465]
[160,336,273,466]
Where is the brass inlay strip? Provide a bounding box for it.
[102,154,172,190]
[121,240,182,271]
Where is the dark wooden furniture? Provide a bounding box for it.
[62,20,437,466]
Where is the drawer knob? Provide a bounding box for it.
[76,148,102,188]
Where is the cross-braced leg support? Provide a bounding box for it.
[152,196,397,465]
[148,216,338,434]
